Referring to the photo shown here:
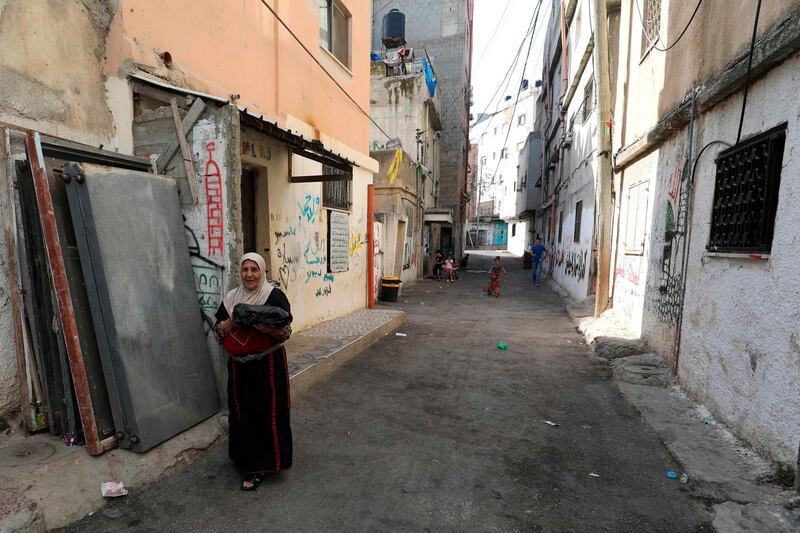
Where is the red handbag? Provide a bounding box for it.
[223,326,275,356]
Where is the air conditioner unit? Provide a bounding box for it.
[562,133,573,149]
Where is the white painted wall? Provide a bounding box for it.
[612,56,800,465]
[678,59,800,465]
[471,90,537,222]
[549,64,597,302]
[258,140,371,332]
[507,220,528,257]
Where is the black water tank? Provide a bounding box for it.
[382,9,406,49]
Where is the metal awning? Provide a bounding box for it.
[239,112,354,183]
[424,208,453,224]
[128,72,356,182]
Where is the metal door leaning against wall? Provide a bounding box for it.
[60,160,219,452]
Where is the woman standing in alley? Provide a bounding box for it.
[215,253,293,490]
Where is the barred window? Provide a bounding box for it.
[582,78,595,123]
[640,0,661,57]
[322,165,351,211]
[707,124,786,254]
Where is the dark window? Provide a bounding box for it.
[574,200,583,243]
[640,0,662,57]
[512,223,517,237]
[322,164,351,210]
[582,79,595,123]
[558,210,564,243]
[707,124,786,254]
[241,168,257,253]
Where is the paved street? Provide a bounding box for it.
[60,253,710,532]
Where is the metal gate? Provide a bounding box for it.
[61,161,219,452]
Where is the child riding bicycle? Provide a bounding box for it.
[486,256,506,297]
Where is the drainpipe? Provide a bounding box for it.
[560,0,569,90]
[367,184,375,309]
[592,0,613,316]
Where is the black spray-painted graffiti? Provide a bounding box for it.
[186,224,225,334]
[275,240,297,290]
[651,159,689,327]
[563,250,588,280]
[315,284,332,298]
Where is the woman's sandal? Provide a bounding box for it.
[241,475,262,491]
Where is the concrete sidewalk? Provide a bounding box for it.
[550,279,800,531]
[0,307,404,531]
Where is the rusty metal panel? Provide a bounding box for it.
[63,161,218,452]
[25,132,114,455]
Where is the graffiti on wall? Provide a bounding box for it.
[316,284,332,298]
[651,159,688,327]
[564,250,588,280]
[204,141,224,257]
[298,194,321,224]
[274,240,297,290]
[349,232,365,258]
[241,140,271,160]
[186,224,225,333]
[550,245,587,281]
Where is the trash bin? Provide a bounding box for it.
[380,276,402,302]
[523,251,533,269]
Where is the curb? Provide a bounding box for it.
[290,312,406,396]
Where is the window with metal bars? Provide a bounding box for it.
[582,78,595,123]
[322,165,352,210]
[707,124,786,254]
[640,0,661,58]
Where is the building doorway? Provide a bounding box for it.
[241,167,257,256]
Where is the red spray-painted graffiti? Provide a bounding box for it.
[667,165,682,203]
[204,141,224,257]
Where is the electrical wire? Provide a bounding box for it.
[475,0,515,69]
[634,0,703,53]
[736,0,762,144]
[259,0,422,164]
[472,2,541,131]
[373,0,396,18]
[691,140,732,181]
[487,0,542,185]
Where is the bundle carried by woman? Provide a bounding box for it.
[232,303,292,329]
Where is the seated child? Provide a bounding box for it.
[444,255,455,283]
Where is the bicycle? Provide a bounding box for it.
[486,273,501,297]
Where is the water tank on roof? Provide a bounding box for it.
[382,9,406,49]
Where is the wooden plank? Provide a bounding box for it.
[156,97,206,174]
[290,173,353,183]
[170,98,199,205]
[132,81,188,107]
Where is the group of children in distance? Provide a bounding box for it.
[433,250,466,283]
[433,250,509,296]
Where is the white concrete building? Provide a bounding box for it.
[610,0,800,466]
[468,88,536,254]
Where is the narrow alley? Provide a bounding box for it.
[59,254,709,532]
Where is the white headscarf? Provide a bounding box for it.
[223,253,274,315]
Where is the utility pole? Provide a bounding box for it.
[475,165,483,247]
[592,0,613,317]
